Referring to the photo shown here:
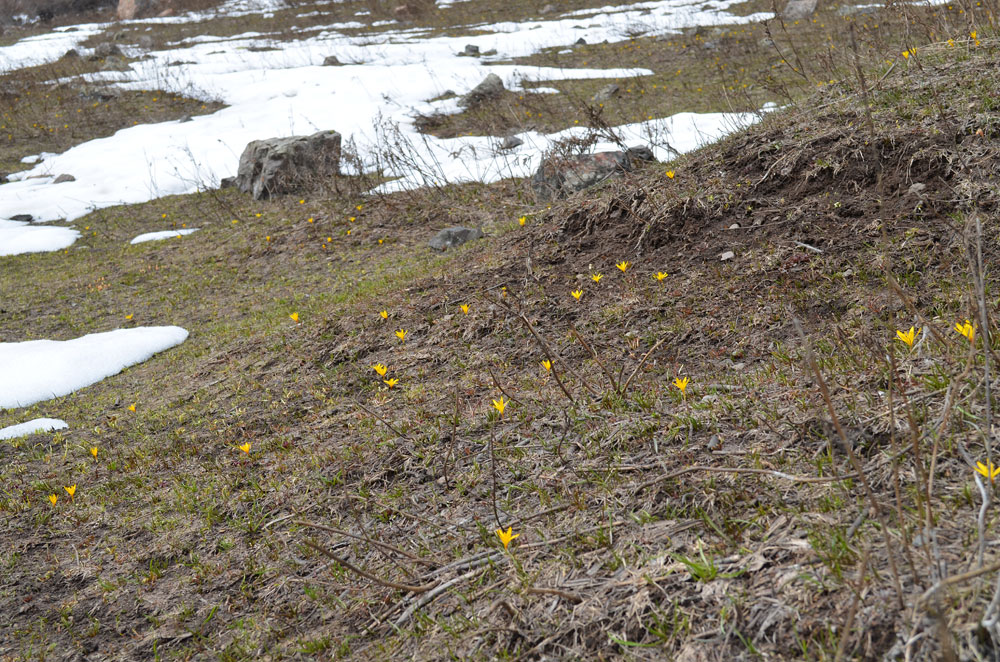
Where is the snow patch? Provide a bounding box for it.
[0,23,106,73]
[130,228,200,244]
[0,327,189,409]
[0,220,79,257]
[0,0,774,222]
[0,418,68,440]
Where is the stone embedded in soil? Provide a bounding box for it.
[720,250,735,261]
[9,214,33,222]
[236,130,342,200]
[531,146,655,201]
[428,226,484,251]
[458,73,505,109]
[52,174,75,184]
[592,83,620,104]
[836,3,879,16]
[782,0,817,20]
[499,135,524,150]
[89,43,121,60]
[117,0,163,20]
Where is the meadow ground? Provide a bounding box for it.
[2,0,1000,659]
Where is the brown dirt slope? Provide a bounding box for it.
[2,39,1000,662]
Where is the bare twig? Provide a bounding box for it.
[302,538,435,593]
[356,400,413,441]
[295,520,435,566]
[620,336,667,395]
[571,327,619,393]
[394,567,485,627]
[794,315,905,610]
[525,586,583,603]
[633,463,859,492]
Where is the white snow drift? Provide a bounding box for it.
[0,0,772,222]
[0,327,189,409]
[0,418,68,440]
[0,219,80,256]
[130,228,199,244]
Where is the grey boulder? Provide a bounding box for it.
[530,146,655,201]
[428,226,484,251]
[458,73,504,109]
[499,135,523,150]
[592,83,619,104]
[89,43,121,60]
[235,130,342,200]
[782,0,817,20]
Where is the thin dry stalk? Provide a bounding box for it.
[490,418,503,529]
[887,351,919,582]
[570,327,618,393]
[973,214,995,470]
[834,545,870,662]
[620,336,667,395]
[794,316,905,610]
[302,538,435,593]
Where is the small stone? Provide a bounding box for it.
[720,250,735,261]
[836,3,879,16]
[52,174,75,184]
[460,44,480,56]
[457,73,504,109]
[626,145,656,163]
[322,55,342,66]
[93,43,121,58]
[100,55,129,71]
[428,226,484,251]
[782,0,817,20]
[592,83,620,104]
[9,214,33,222]
[707,435,722,451]
[61,49,80,59]
[575,37,586,45]
[729,223,740,230]
[499,135,523,150]
[908,182,926,195]
[219,176,236,189]
[178,115,192,123]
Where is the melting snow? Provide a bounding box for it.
[0,418,68,440]
[0,0,772,222]
[0,219,80,257]
[130,228,200,244]
[0,327,189,409]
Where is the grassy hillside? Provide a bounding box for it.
[2,1,1000,660]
